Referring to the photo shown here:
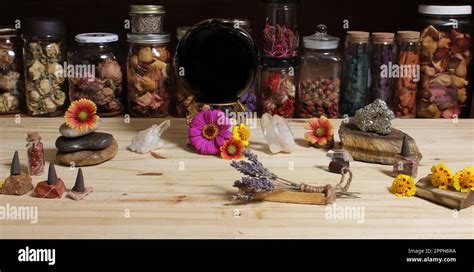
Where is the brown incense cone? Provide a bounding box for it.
[1,151,33,196]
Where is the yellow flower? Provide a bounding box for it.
[232,123,250,147]
[453,167,474,193]
[0,179,3,189]
[391,174,416,197]
[431,163,453,190]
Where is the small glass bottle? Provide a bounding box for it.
[298,24,341,118]
[260,57,297,118]
[0,28,22,115]
[327,149,352,174]
[22,17,67,117]
[69,33,123,116]
[369,32,395,108]
[341,31,370,117]
[393,134,419,178]
[26,132,45,176]
[127,33,171,117]
[262,0,299,58]
[394,31,420,118]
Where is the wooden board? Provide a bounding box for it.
[0,117,473,239]
[416,175,474,210]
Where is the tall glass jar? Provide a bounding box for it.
[262,0,299,58]
[0,28,22,114]
[341,31,370,117]
[130,5,166,34]
[22,18,67,117]
[298,24,341,118]
[127,34,171,117]
[369,32,395,108]
[68,33,123,116]
[394,31,420,118]
[417,5,472,118]
[172,26,193,117]
[260,57,297,118]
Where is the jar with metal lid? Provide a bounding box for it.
[262,0,299,58]
[127,33,171,117]
[394,31,420,118]
[298,24,341,118]
[417,4,472,118]
[0,28,22,114]
[341,31,370,116]
[68,33,123,116]
[369,32,395,107]
[130,5,166,34]
[260,57,297,118]
[22,17,67,117]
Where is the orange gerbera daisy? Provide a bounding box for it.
[304,116,334,147]
[220,138,244,160]
[65,99,100,131]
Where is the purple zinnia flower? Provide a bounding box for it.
[189,109,232,155]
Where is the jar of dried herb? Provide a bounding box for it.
[127,34,171,117]
[26,131,45,176]
[341,31,370,117]
[417,5,472,118]
[394,31,420,118]
[369,32,395,107]
[130,5,166,34]
[69,33,123,116]
[22,17,67,117]
[0,28,22,114]
[260,57,297,118]
[298,24,342,118]
[262,0,299,58]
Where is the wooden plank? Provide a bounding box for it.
[416,175,474,210]
[0,117,473,239]
[253,190,327,205]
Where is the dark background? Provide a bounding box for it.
[0,0,472,49]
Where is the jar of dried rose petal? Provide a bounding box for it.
[394,31,420,118]
[298,24,341,118]
[417,4,472,118]
[69,33,123,116]
[127,34,171,117]
[0,28,22,114]
[262,0,299,58]
[260,57,297,118]
[22,17,67,117]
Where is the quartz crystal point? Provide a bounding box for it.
[128,120,171,154]
[260,113,295,154]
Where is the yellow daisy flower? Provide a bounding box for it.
[232,123,250,147]
[431,163,453,190]
[453,167,474,193]
[391,174,416,197]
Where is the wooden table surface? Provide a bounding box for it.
[0,117,473,239]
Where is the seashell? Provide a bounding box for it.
[430,74,451,86]
[450,76,468,88]
[28,90,41,102]
[138,47,153,63]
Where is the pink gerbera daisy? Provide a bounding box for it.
[304,116,334,146]
[189,109,232,155]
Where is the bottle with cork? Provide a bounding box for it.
[26,132,45,176]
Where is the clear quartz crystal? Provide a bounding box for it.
[128,120,171,154]
[260,113,295,154]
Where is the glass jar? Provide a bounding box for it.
[68,33,123,116]
[262,0,299,58]
[0,28,22,114]
[341,31,370,116]
[369,32,395,108]
[127,34,171,117]
[260,57,297,118]
[417,5,472,118]
[130,5,166,34]
[26,131,45,176]
[298,24,341,118]
[172,26,193,117]
[22,18,67,117]
[394,31,420,118]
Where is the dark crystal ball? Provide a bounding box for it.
[175,19,259,104]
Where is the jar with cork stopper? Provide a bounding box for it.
[369,32,395,107]
[26,131,45,176]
